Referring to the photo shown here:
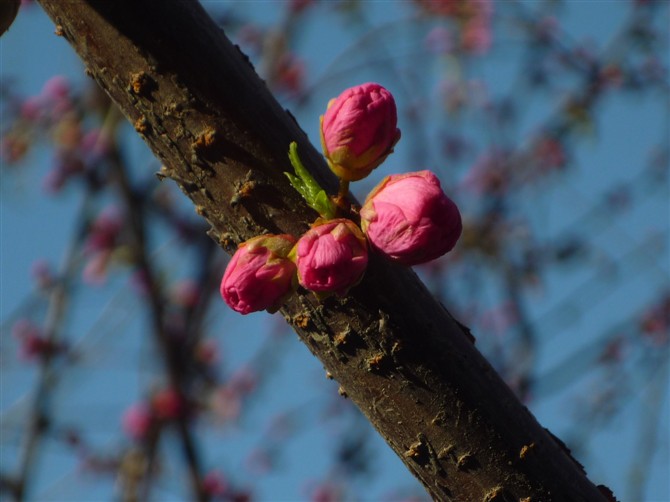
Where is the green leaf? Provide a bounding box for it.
[286,142,336,219]
[314,190,336,220]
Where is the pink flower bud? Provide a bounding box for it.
[12,318,62,361]
[320,83,401,181]
[360,170,462,266]
[152,388,184,420]
[84,206,122,254]
[293,219,368,295]
[170,279,200,308]
[202,470,229,497]
[210,386,242,422]
[18,333,52,361]
[41,75,70,102]
[195,338,220,365]
[122,403,153,441]
[31,259,56,289]
[220,234,297,315]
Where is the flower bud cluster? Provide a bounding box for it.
[1,75,113,194]
[221,83,462,315]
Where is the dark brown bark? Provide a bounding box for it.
[0,0,20,37]
[36,1,610,500]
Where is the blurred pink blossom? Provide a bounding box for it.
[274,53,305,96]
[12,319,56,361]
[130,268,151,297]
[20,96,43,121]
[236,24,263,53]
[210,386,242,422]
[532,135,567,172]
[0,134,29,163]
[42,75,70,101]
[82,250,113,285]
[640,296,670,346]
[245,448,274,474]
[425,25,454,54]
[195,338,220,366]
[479,302,518,337]
[122,403,153,441]
[31,259,56,289]
[19,332,52,361]
[80,128,111,157]
[288,0,314,15]
[43,152,85,194]
[305,481,343,502]
[38,75,74,120]
[415,0,493,54]
[229,367,258,396]
[460,150,508,196]
[84,206,123,254]
[202,470,229,498]
[81,206,123,285]
[170,279,201,308]
[462,17,492,54]
[152,387,184,420]
[598,337,626,365]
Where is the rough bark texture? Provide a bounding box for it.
[36,1,610,500]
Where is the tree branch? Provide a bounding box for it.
[14,192,93,501]
[107,112,206,501]
[35,1,610,500]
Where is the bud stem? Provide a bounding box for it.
[335,178,350,214]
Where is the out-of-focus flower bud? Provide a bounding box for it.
[42,75,70,102]
[31,259,56,290]
[220,234,297,315]
[195,338,220,365]
[122,403,153,441]
[202,470,229,498]
[84,206,123,254]
[360,170,462,265]
[11,318,65,361]
[293,219,368,295]
[210,385,242,422]
[170,279,200,309]
[320,83,401,181]
[152,388,184,420]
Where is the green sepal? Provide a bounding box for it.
[286,142,336,220]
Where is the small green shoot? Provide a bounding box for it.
[285,142,336,220]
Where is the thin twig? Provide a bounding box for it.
[106,112,207,501]
[13,191,94,501]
